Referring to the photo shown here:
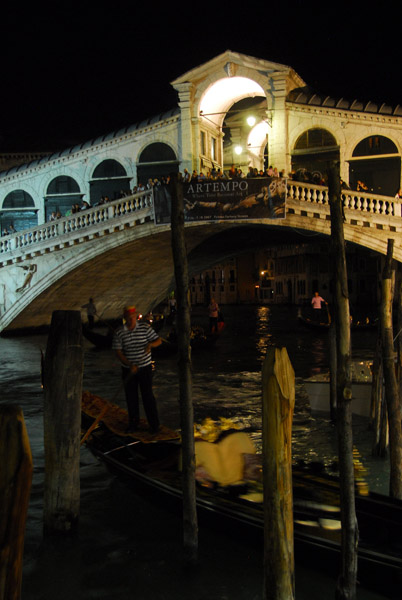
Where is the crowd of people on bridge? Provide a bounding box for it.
[2,164,400,237]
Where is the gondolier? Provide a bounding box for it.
[311,291,327,323]
[112,305,162,433]
[81,297,97,328]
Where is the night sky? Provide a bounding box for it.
[0,2,399,152]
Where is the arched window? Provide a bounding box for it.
[352,135,398,157]
[3,190,35,209]
[138,143,177,163]
[292,128,339,181]
[1,190,37,234]
[92,159,127,179]
[90,159,131,205]
[47,176,80,194]
[137,143,178,185]
[349,135,400,195]
[45,176,82,220]
[294,129,337,151]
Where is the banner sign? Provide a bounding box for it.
[153,178,287,225]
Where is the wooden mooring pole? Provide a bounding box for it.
[0,405,33,600]
[43,310,83,533]
[262,347,295,600]
[170,173,198,564]
[380,239,402,498]
[328,162,358,600]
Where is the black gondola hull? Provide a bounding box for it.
[84,423,402,598]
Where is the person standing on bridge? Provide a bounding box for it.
[113,305,162,434]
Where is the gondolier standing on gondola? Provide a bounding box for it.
[112,305,162,434]
[311,291,328,323]
[81,297,97,328]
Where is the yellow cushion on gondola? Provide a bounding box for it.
[195,432,256,486]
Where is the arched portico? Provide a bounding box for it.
[171,51,305,177]
[89,158,132,204]
[349,135,401,195]
[1,189,38,234]
[136,142,179,185]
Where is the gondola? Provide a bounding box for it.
[82,392,402,598]
[297,311,377,332]
[82,325,113,349]
[153,326,221,357]
[83,322,221,355]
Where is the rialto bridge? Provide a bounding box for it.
[1,50,402,332]
[0,181,401,333]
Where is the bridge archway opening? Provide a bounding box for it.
[199,77,267,174]
[137,142,179,185]
[223,97,269,173]
[291,128,339,183]
[185,224,382,312]
[90,159,131,205]
[45,176,83,219]
[349,135,401,195]
[1,190,37,234]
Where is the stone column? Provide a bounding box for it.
[173,82,195,174]
[266,74,290,175]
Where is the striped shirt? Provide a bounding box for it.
[112,322,159,368]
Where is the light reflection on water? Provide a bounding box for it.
[0,305,389,498]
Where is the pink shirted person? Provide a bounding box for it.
[311,291,327,322]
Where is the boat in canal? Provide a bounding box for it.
[83,321,220,355]
[304,360,373,418]
[297,309,377,332]
[81,391,402,598]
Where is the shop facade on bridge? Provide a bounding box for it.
[1,50,402,234]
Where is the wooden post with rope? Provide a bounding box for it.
[262,347,295,600]
[43,310,83,533]
[0,405,33,600]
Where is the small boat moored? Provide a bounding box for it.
[304,360,373,418]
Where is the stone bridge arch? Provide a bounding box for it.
[2,213,400,334]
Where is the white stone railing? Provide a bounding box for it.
[1,181,401,262]
[287,181,401,217]
[0,189,153,258]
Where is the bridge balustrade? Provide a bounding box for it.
[0,190,153,260]
[0,182,400,264]
[287,182,400,217]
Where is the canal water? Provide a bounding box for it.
[0,304,390,599]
